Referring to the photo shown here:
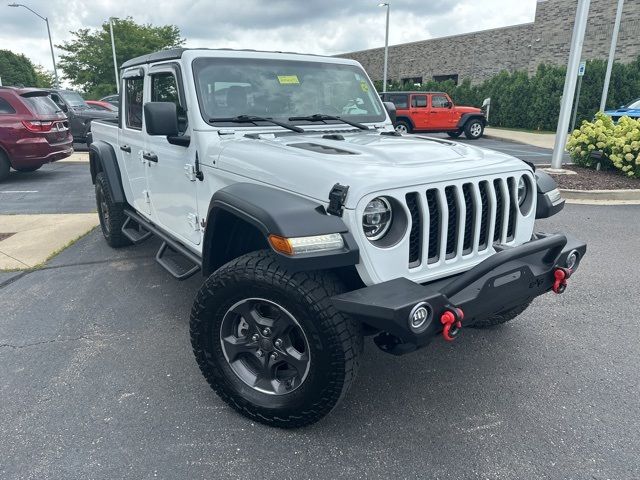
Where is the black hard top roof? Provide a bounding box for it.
[120,47,333,70]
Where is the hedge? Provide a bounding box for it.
[374,56,640,132]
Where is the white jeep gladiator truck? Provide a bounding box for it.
[90,48,586,428]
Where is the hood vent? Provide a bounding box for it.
[289,142,356,155]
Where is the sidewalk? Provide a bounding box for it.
[59,151,89,163]
[0,213,98,270]
[485,127,556,150]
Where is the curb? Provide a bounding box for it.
[483,131,556,150]
[560,188,640,205]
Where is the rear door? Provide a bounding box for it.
[409,94,428,130]
[428,94,455,130]
[118,68,150,216]
[144,65,200,246]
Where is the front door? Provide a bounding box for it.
[119,71,150,216]
[428,94,454,130]
[409,94,428,129]
[144,67,201,246]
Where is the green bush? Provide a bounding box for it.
[566,112,640,178]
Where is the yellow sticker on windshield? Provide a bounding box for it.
[360,80,369,93]
[277,75,300,85]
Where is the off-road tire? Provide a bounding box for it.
[470,301,532,328]
[464,119,484,139]
[190,250,363,428]
[95,172,132,248]
[447,130,463,138]
[0,151,10,181]
[14,166,41,172]
[394,119,412,134]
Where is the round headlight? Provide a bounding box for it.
[517,176,528,206]
[363,197,392,240]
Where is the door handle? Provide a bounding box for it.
[143,152,158,163]
[120,145,131,153]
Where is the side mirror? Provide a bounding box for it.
[383,101,396,124]
[144,102,178,136]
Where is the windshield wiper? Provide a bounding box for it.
[210,115,304,133]
[288,114,370,130]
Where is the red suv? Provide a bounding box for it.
[380,91,486,139]
[0,87,73,181]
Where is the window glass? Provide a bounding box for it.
[151,72,187,134]
[22,95,60,115]
[431,95,450,108]
[192,57,385,125]
[58,90,87,107]
[626,98,640,109]
[0,97,16,114]
[386,94,408,109]
[411,95,427,108]
[125,77,144,130]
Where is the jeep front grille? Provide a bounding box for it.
[406,177,519,268]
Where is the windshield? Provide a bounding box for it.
[59,90,87,107]
[625,98,640,109]
[192,57,385,126]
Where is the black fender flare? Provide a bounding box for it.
[395,116,414,129]
[456,113,486,129]
[89,140,126,205]
[202,183,359,275]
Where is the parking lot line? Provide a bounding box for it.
[0,190,39,194]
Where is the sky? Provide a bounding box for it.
[0,0,538,75]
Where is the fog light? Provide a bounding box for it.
[566,250,579,270]
[408,302,431,333]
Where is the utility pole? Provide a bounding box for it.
[550,0,591,170]
[109,18,119,93]
[600,0,624,112]
[378,3,390,93]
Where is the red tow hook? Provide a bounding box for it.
[552,267,573,294]
[440,308,464,342]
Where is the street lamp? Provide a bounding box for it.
[109,17,119,93]
[8,3,59,87]
[378,2,390,93]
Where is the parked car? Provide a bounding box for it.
[603,98,640,122]
[86,100,118,112]
[44,89,117,143]
[0,86,72,181]
[100,94,120,109]
[380,91,487,139]
[90,48,585,428]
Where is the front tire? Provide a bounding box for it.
[470,301,532,328]
[190,250,363,428]
[464,119,484,139]
[95,172,132,248]
[394,120,412,134]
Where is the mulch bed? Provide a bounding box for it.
[549,165,640,190]
[0,232,16,242]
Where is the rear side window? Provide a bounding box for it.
[125,77,144,130]
[386,94,408,109]
[0,97,16,114]
[22,95,60,115]
[411,95,427,108]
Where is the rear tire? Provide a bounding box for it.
[0,151,10,182]
[470,301,532,328]
[464,119,484,139]
[394,120,412,134]
[14,166,41,173]
[190,250,363,428]
[95,172,132,248]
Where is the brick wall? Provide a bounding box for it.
[337,0,640,85]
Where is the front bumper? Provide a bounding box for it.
[332,232,586,355]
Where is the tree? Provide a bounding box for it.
[57,17,184,98]
[0,49,37,87]
[33,65,56,88]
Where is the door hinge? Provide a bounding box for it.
[184,163,196,181]
[187,213,200,231]
[327,183,349,217]
[143,190,150,204]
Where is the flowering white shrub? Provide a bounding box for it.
[567,112,640,178]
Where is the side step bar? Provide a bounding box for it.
[121,216,153,244]
[123,209,202,281]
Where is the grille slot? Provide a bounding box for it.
[406,193,421,267]
[444,187,457,259]
[426,189,440,263]
[493,179,505,242]
[478,181,490,250]
[462,183,474,254]
[506,177,517,241]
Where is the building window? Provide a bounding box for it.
[433,74,459,85]
[401,76,423,86]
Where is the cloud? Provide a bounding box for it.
[0,0,536,75]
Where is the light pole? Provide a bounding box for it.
[550,0,591,170]
[8,3,59,87]
[600,0,624,112]
[378,3,390,93]
[109,17,119,93]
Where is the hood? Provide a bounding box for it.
[211,130,529,208]
[455,106,483,114]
